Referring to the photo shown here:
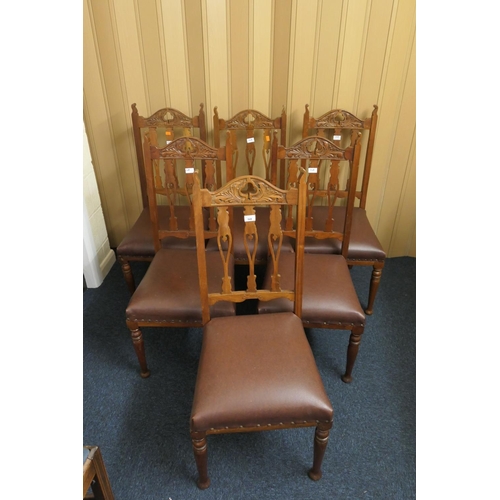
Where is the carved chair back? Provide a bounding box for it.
[213,107,287,189]
[302,105,378,209]
[280,135,362,259]
[144,135,232,252]
[192,171,307,325]
[132,103,207,208]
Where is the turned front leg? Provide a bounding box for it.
[118,257,136,295]
[366,262,384,315]
[342,326,364,383]
[191,432,210,490]
[128,323,150,378]
[308,425,331,481]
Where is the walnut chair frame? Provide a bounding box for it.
[116,103,207,294]
[125,135,235,378]
[190,171,334,489]
[258,135,366,383]
[302,104,385,314]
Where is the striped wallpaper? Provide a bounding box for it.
[83,0,415,257]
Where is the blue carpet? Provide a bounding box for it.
[83,257,415,499]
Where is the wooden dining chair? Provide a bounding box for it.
[302,104,385,314]
[190,170,334,489]
[257,135,366,383]
[125,135,235,378]
[116,103,207,294]
[210,107,291,266]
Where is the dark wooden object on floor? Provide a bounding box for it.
[125,135,235,378]
[302,104,385,314]
[258,135,366,383]
[190,171,333,489]
[83,446,115,500]
[116,103,207,294]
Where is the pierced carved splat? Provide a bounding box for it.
[285,159,300,231]
[216,207,232,294]
[229,130,239,174]
[268,205,283,292]
[262,129,272,180]
[242,206,258,292]
[305,158,321,232]
[325,160,340,232]
[163,158,180,231]
[244,126,256,175]
[214,107,286,187]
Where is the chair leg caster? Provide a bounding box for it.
[196,478,211,490]
[308,469,322,481]
[341,374,352,383]
[140,370,151,379]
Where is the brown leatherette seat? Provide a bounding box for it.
[191,312,333,431]
[257,253,365,328]
[126,249,235,324]
[303,206,386,261]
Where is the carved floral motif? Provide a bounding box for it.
[225,109,275,129]
[157,137,219,159]
[209,176,289,205]
[283,137,346,160]
[143,107,194,128]
[315,109,364,129]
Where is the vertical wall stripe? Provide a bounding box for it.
[332,0,348,109]
[308,0,323,113]
[389,126,416,256]
[184,0,206,122]
[353,0,372,114]
[287,0,320,146]
[136,0,167,111]
[378,25,415,251]
[156,0,171,106]
[133,0,152,115]
[270,0,292,118]
[108,0,144,216]
[336,0,369,111]
[312,0,341,115]
[201,0,230,140]
[228,0,249,113]
[112,0,148,208]
[252,0,273,114]
[159,0,190,112]
[248,0,254,110]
